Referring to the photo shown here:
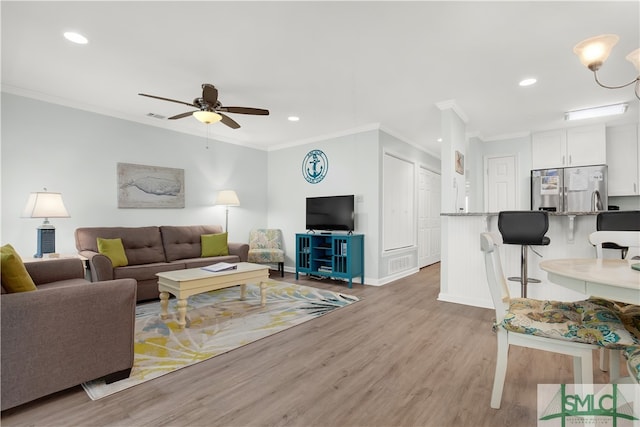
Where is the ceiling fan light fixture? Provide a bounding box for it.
[573,34,619,71]
[626,48,640,72]
[193,110,222,124]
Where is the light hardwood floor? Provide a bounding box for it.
[1,263,615,426]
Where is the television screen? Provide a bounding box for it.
[306,195,355,232]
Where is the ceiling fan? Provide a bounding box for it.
[138,83,269,129]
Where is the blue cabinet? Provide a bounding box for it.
[295,233,364,288]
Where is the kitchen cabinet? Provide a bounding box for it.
[531,124,606,169]
[606,123,639,196]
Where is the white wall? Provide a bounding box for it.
[439,107,466,213]
[2,94,441,285]
[378,130,440,279]
[475,134,532,210]
[267,129,380,282]
[267,127,440,284]
[1,94,268,256]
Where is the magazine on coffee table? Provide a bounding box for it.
[201,262,238,272]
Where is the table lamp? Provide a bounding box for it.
[22,190,70,258]
[215,190,240,232]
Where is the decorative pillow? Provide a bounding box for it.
[97,237,129,267]
[201,233,229,257]
[0,244,37,293]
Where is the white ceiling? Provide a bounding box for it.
[2,1,639,155]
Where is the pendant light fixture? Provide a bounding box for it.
[573,34,640,100]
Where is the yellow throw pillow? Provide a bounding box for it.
[201,233,229,257]
[0,244,37,293]
[97,237,129,267]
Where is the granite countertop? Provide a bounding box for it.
[441,211,600,217]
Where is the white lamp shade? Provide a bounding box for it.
[22,192,70,218]
[215,190,240,206]
[625,48,640,72]
[573,34,619,71]
[193,111,222,124]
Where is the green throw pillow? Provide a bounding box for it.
[201,233,229,257]
[97,237,129,267]
[0,244,37,293]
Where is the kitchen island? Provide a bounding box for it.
[439,211,603,308]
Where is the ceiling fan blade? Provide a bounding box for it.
[202,84,218,106]
[168,111,198,120]
[139,93,196,108]
[222,106,270,115]
[219,113,241,129]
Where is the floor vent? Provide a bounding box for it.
[389,255,411,273]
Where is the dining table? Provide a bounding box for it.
[539,258,640,305]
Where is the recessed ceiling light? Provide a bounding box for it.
[288,116,300,122]
[63,31,88,45]
[437,138,443,142]
[519,78,537,87]
[565,103,628,121]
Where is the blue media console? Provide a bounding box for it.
[295,233,364,288]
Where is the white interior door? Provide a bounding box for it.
[418,167,441,267]
[485,155,517,211]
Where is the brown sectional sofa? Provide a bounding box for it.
[75,225,249,302]
[1,258,136,410]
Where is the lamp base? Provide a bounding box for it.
[35,226,56,258]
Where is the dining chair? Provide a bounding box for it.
[480,232,635,409]
[596,211,640,259]
[588,230,640,382]
[589,230,640,260]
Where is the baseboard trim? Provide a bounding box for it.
[437,293,494,309]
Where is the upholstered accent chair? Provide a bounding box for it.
[247,229,285,277]
[480,232,636,409]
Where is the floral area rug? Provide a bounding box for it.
[82,281,359,400]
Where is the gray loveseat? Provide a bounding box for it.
[75,225,249,302]
[1,258,136,410]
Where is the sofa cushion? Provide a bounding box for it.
[75,227,166,265]
[161,225,223,262]
[113,262,185,282]
[0,244,37,293]
[201,233,229,257]
[97,237,129,267]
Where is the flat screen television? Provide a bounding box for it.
[306,195,355,232]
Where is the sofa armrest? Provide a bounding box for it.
[78,250,114,281]
[228,242,249,262]
[24,258,85,285]
[0,278,137,410]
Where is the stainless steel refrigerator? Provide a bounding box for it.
[531,165,608,212]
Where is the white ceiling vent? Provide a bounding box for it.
[146,112,166,119]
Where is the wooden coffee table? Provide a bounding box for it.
[155,262,270,329]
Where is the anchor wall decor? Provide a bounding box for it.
[302,149,328,184]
